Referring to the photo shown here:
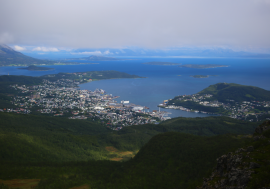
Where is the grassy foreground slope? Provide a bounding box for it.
[0,112,112,162]
[0,112,262,188]
[0,113,259,163]
[32,121,269,189]
[29,133,253,189]
[117,133,251,189]
[0,130,253,189]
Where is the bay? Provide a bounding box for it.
[1,58,270,118]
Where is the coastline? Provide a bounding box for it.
[0,63,100,67]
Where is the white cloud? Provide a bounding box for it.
[104,50,113,55]
[32,47,59,52]
[14,45,26,51]
[71,51,102,55]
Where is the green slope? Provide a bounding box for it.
[0,112,268,189]
[198,82,270,102]
[30,132,252,189]
[0,112,112,162]
[159,116,258,135]
[0,75,43,86]
[117,132,251,189]
[33,122,268,189]
[0,113,258,163]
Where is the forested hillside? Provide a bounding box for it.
[0,111,266,188]
[198,83,270,102]
[0,113,259,163]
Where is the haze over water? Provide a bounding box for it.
[1,58,270,118]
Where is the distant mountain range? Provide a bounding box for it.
[65,48,270,59]
[199,48,270,58]
[78,48,270,58]
[2,44,270,64]
[0,44,54,66]
[66,55,120,61]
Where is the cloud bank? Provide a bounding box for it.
[32,47,59,52]
[14,45,26,51]
[0,0,270,50]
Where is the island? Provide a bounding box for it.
[190,75,218,78]
[40,70,144,85]
[159,83,270,121]
[179,64,228,69]
[143,62,180,66]
[18,65,54,71]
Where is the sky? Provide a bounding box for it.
[1,0,270,57]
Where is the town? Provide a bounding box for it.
[0,78,171,130]
[159,93,270,122]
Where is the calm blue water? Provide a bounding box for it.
[1,58,270,118]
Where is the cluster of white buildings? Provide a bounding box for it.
[160,94,270,121]
[6,79,166,129]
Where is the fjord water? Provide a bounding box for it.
[1,58,270,118]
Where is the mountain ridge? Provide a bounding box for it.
[0,44,54,66]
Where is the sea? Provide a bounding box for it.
[1,57,270,118]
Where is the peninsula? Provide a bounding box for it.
[143,61,180,66]
[159,83,270,121]
[179,64,228,69]
[18,65,54,71]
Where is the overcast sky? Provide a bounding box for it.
[1,0,270,52]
